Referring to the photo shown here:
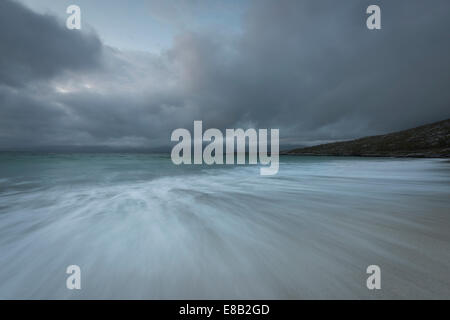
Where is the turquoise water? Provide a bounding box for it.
[0,153,449,299]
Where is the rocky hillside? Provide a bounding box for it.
[285,119,450,158]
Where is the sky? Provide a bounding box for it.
[0,0,449,150]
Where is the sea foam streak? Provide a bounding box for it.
[0,154,449,299]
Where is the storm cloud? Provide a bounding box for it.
[0,0,102,87]
[0,0,449,150]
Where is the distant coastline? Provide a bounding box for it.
[283,119,450,158]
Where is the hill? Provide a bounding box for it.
[284,119,450,158]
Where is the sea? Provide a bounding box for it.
[0,153,449,299]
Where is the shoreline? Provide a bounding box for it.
[279,152,450,159]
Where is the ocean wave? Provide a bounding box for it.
[0,156,449,299]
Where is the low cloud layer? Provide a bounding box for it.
[0,0,449,150]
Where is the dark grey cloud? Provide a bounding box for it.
[0,0,449,150]
[174,0,450,144]
[0,0,102,87]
